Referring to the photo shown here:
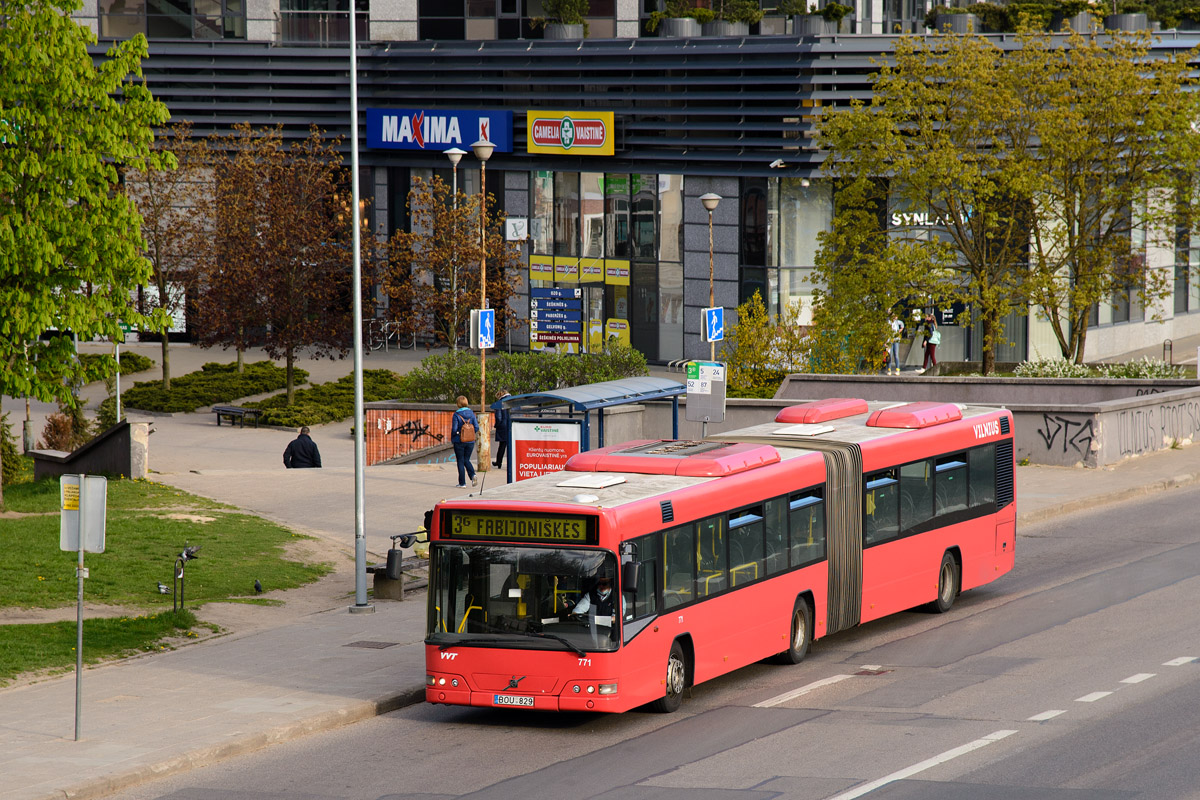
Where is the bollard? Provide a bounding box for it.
[1164,338,1173,364]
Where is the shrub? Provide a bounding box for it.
[1014,358,1094,378]
[1,414,20,486]
[721,292,808,395]
[38,400,93,452]
[120,361,308,413]
[246,370,408,427]
[1099,356,1186,380]
[81,351,154,376]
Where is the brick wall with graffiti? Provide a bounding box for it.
[365,402,460,466]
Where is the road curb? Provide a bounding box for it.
[1017,471,1200,527]
[30,686,427,800]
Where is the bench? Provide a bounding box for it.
[366,556,427,600]
[213,406,263,428]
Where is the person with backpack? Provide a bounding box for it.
[450,395,479,488]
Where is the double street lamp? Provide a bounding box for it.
[471,138,494,471]
[699,192,722,361]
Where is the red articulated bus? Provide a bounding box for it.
[424,398,1015,713]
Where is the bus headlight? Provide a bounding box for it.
[599,683,618,695]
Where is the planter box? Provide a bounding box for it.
[1051,11,1098,32]
[792,14,837,35]
[1104,12,1149,30]
[543,22,584,39]
[934,13,981,33]
[657,17,702,37]
[702,20,751,36]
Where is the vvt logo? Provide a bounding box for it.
[440,652,459,660]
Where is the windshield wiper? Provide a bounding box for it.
[527,631,587,657]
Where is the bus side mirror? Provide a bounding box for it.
[621,562,640,594]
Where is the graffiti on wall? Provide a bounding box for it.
[1116,399,1200,457]
[377,417,443,444]
[1035,413,1095,455]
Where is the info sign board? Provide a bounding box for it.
[530,287,583,346]
[60,474,107,553]
[511,419,583,482]
[526,111,615,156]
[685,361,727,423]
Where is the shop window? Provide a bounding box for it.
[582,172,604,258]
[555,172,580,257]
[532,170,554,256]
[741,178,768,267]
[658,175,683,263]
[605,174,630,259]
[631,174,657,259]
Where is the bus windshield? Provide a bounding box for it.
[428,544,621,653]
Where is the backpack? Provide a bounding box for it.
[928,329,942,346]
[457,411,476,442]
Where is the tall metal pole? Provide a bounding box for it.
[75,475,86,741]
[348,3,372,614]
[699,193,722,362]
[471,139,494,471]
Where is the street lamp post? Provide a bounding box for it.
[472,138,495,472]
[445,147,466,351]
[699,193,722,361]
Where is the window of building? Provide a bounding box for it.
[277,0,367,43]
[100,0,248,39]
[419,0,615,40]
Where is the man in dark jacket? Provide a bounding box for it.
[491,391,511,469]
[283,426,322,468]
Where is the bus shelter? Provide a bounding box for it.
[492,376,685,455]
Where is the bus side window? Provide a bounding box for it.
[764,497,788,575]
[935,454,968,515]
[729,506,764,586]
[696,516,728,598]
[900,460,933,531]
[789,490,825,566]
[864,471,899,545]
[663,525,695,609]
[630,533,659,619]
[969,444,996,507]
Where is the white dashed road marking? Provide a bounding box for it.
[1028,710,1066,721]
[1164,656,1198,666]
[1075,691,1112,703]
[753,674,854,708]
[1121,673,1155,684]
[827,730,1018,800]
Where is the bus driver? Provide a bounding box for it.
[569,576,615,622]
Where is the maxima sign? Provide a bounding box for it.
[366,109,514,152]
[527,111,614,156]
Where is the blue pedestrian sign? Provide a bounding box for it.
[703,307,724,343]
[475,308,495,350]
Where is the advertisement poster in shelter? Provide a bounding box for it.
[511,419,583,482]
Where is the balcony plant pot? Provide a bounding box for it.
[792,13,837,34]
[1051,11,1098,32]
[543,22,585,39]
[934,12,981,32]
[702,19,750,36]
[1104,12,1149,30]
[657,17,702,37]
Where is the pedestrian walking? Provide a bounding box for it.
[887,311,905,376]
[918,314,940,374]
[283,426,321,468]
[491,391,511,470]
[451,395,479,488]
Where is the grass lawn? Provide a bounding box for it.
[0,610,205,685]
[0,476,331,684]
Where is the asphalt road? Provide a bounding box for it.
[112,486,1200,800]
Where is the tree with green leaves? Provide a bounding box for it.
[124,122,207,391]
[0,0,169,504]
[1015,29,1200,363]
[816,31,1035,375]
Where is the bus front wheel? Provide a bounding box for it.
[651,641,687,713]
[778,600,812,665]
[929,552,960,613]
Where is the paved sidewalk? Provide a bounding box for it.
[3,344,1200,800]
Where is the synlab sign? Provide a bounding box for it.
[527,111,614,156]
[366,109,514,152]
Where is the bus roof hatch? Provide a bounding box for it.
[866,401,963,429]
[565,440,781,477]
[775,398,869,424]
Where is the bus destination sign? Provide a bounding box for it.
[444,511,594,544]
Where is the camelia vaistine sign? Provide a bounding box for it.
[366,109,513,152]
[526,111,614,156]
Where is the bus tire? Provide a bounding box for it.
[929,551,960,613]
[778,599,812,665]
[650,641,687,713]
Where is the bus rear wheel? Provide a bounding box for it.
[778,600,812,665]
[928,552,960,613]
[651,641,687,713]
